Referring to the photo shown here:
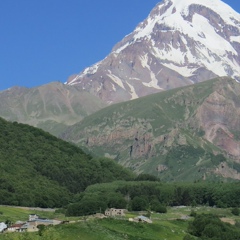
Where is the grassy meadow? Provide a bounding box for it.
[0,205,240,239]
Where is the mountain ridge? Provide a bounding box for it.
[0,82,107,135]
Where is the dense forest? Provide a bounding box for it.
[66,180,240,216]
[0,117,134,207]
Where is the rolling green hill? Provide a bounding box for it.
[61,77,240,181]
[0,117,134,207]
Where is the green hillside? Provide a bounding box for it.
[0,117,134,207]
[62,77,240,181]
[1,204,240,240]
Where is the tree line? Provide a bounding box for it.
[66,180,240,216]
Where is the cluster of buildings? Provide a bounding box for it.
[0,208,152,234]
[0,214,62,233]
[104,208,152,223]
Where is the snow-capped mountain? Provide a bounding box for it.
[66,0,240,103]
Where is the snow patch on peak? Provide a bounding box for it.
[134,16,159,41]
[126,81,138,100]
[167,0,240,26]
[230,36,240,43]
[82,62,101,75]
[67,74,81,85]
[133,0,240,43]
[114,0,240,55]
[106,71,125,90]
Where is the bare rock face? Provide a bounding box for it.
[215,162,240,180]
[81,118,157,162]
[66,0,240,104]
[196,79,240,159]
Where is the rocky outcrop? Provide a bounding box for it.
[82,118,157,160]
[215,162,240,180]
[195,79,240,159]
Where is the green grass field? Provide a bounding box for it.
[0,206,82,223]
[0,205,239,240]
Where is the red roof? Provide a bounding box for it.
[9,224,24,228]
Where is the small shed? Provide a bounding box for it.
[134,215,152,223]
[0,222,7,233]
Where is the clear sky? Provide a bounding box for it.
[0,0,239,91]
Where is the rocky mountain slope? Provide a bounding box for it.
[66,0,240,104]
[0,82,106,135]
[62,77,240,181]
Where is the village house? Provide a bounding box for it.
[1,210,64,234]
[105,208,126,217]
[0,222,7,233]
[25,219,53,232]
[29,214,39,221]
[5,214,63,233]
[7,223,26,232]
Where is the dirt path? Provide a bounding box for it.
[221,217,235,225]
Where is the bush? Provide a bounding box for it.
[150,199,167,213]
[231,207,240,216]
[235,221,240,228]
[37,224,46,236]
[187,213,240,239]
[131,196,148,211]
[134,173,160,181]
[189,210,197,217]
[183,234,195,240]
[155,205,167,213]
[55,208,67,214]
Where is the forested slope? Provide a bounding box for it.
[0,118,134,207]
[66,180,240,216]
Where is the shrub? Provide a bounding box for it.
[189,210,197,217]
[155,205,167,213]
[183,234,195,240]
[131,196,148,211]
[231,207,240,216]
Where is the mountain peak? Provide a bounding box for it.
[131,0,240,48]
[162,0,239,17]
[67,0,240,103]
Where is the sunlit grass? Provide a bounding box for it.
[0,205,239,240]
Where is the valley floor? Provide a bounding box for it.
[0,206,239,240]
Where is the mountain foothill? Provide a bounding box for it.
[0,0,240,209]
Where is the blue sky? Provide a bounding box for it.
[0,0,239,91]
